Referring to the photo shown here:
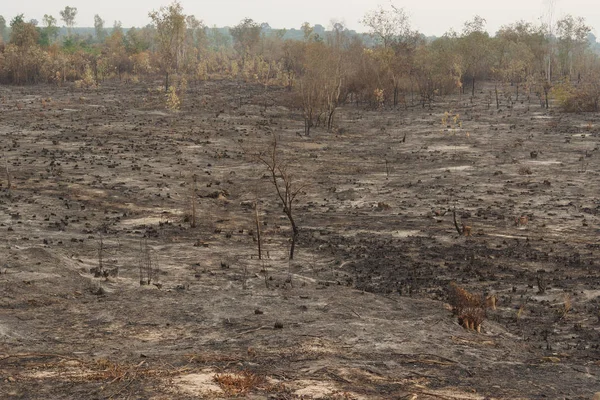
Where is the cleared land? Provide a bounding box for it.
[0,80,599,399]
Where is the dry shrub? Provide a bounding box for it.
[518,166,532,175]
[448,282,496,333]
[90,358,129,381]
[552,80,600,113]
[214,371,265,396]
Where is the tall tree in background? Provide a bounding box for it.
[543,0,557,82]
[556,15,590,80]
[94,14,106,42]
[459,16,492,96]
[361,3,410,48]
[6,15,41,84]
[149,1,187,91]
[40,14,59,46]
[230,18,261,68]
[184,15,207,68]
[10,14,38,48]
[60,6,78,37]
[0,16,6,43]
[361,4,417,106]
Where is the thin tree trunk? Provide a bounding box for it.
[254,200,262,260]
[289,219,298,260]
[190,174,197,228]
[327,109,335,132]
[5,153,11,190]
[495,85,499,109]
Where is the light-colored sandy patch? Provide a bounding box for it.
[526,160,562,165]
[293,379,339,397]
[174,371,224,396]
[0,324,26,339]
[486,233,529,240]
[132,329,179,342]
[120,216,167,226]
[440,165,473,171]
[9,271,64,282]
[416,388,487,399]
[427,145,472,152]
[294,142,327,150]
[393,230,421,238]
[339,229,422,238]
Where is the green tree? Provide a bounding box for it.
[230,18,261,66]
[94,14,106,43]
[459,16,493,96]
[60,6,78,37]
[125,27,151,53]
[301,22,314,41]
[0,16,7,42]
[6,15,42,84]
[39,14,59,46]
[104,25,130,80]
[10,14,39,48]
[149,1,187,91]
[183,15,207,66]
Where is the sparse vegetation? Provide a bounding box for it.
[1,3,599,399]
[257,135,306,260]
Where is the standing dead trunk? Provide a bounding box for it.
[495,85,499,109]
[165,71,170,92]
[327,109,335,132]
[190,174,197,228]
[4,153,10,190]
[288,216,298,260]
[254,200,262,260]
[304,117,311,136]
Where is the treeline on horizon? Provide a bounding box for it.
[1,1,599,128]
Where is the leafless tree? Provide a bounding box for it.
[257,135,306,260]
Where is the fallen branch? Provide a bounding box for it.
[0,353,82,363]
[237,325,272,336]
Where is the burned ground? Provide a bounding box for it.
[0,80,599,399]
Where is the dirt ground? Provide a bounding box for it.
[0,79,599,399]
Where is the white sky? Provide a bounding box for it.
[3,0,599,37]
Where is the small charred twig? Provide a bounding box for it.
[237,325,271,336]
[452,208,463,235]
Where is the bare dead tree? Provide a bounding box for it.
[138,238,158,285]
[254,197,262,260]
[257,135,306,260]
[91,234,120,278]
[4,152,11,190]
[190,174,197,228]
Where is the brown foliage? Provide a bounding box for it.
[213,371,265,396]
[448,282,496,332]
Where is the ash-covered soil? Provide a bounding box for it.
[0,80,599,399]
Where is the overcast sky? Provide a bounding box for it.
[2,0,598,37]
